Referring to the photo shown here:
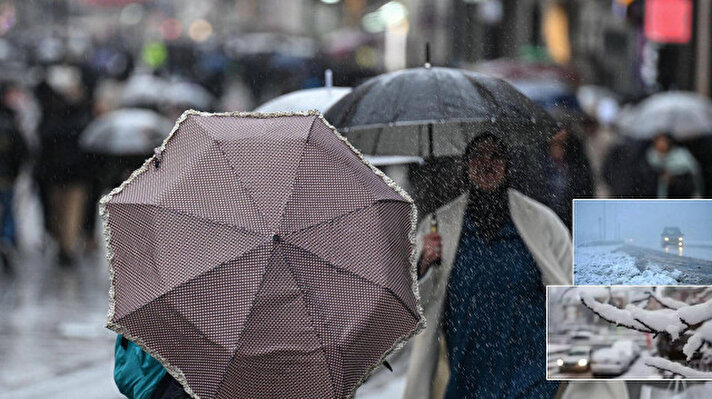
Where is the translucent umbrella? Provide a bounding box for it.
[324,66,558,214]
[616,91,712,140]
[79,108,173,155]
[254,87,352,113]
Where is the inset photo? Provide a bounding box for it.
[548,286,712,381]
[573,199,712,285]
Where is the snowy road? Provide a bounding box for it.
[617,245,712,284]
[574,244,712,285]
[634,240,712,263]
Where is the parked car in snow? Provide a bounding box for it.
[557,346,592,372]
[590,340,641,377]
[567,330,607,346]
[661,226,684,248]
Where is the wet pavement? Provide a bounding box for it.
[0,173,405,399]
[0,171,120,398]
[0,249,121,398]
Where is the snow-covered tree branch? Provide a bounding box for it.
[579,288,712,379]
[645,357,712,379]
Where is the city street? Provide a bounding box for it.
[0,172,118,397]
[0,174,408,399]
[0,0,711,397]
[0,246,121,398]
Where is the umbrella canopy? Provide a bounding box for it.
[165,80,214,110]
[324,66,559,213]
[121,73,167,108]
[100,110,424,399]
[80,108,173,155]
[254,87,352,113]
[616,91,712,140]
[324,66,557,156]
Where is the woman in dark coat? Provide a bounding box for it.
[34,65,93,265]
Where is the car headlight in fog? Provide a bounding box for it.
[664,237,669,241]
[578,359,588,367]
[679,237,683,241]
[557,359,564,367]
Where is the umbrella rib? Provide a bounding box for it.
[283,198,408,238]
[212,256,273,398]
[274,116,318,230]
[389,71,410,123]
[114,202,266,238]
[470,78,501,116]
[431,68,445,122]
[190,118,269,231]
[113,240,271,328]
[281,241,419,323]
[277,246,340,399]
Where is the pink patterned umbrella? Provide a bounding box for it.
[100,110,424,399]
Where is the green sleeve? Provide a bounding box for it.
[114,335,167,399]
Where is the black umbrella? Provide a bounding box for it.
[324,66,558,215]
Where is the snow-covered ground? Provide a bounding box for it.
[574,245,682,285]
[621,352,660,378]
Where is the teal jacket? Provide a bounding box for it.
[114,335,166,399]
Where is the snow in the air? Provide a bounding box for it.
[574,245,682,285]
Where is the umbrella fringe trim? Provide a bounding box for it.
[316,112,426,399]
[99,109,426,399]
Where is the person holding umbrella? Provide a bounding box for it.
[405,133,569,399]
[645,133,703,198]
[405,132,628,399]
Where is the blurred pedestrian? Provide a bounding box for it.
[645,133,703,198]
[0,84,27,272]
[403,134,570,399]
[601,138,657,197]
[544,121,595,229]
[34,64,93,266]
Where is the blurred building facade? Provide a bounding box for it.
[445,0,711,98]
[1,0,709,99]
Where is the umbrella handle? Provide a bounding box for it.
[424,42,431,69]
[430,216,438,234]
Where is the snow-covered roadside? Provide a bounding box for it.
[574,245,682,285]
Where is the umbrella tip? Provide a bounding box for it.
[325,69,333,88]
[272,233,281,243]
[424,42,431,69]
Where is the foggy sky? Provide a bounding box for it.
[573,200,712,245]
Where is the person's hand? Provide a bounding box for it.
[419,232,442,276]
